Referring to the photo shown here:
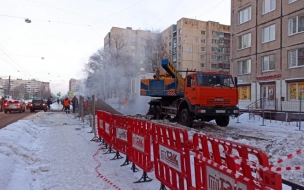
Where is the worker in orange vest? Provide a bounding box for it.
[63,97,71,114]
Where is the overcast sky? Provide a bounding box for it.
[0,0,230,95]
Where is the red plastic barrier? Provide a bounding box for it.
[101,111,113,147]
[96,110,104,139]
[152,123,193,190]
[111,114,128,155]
[193,134,282,190]
[127,118,153,172]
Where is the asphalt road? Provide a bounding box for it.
[0,110,34,129]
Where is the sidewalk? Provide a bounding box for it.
[0,111,159,190]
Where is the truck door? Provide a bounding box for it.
[185,75,199,104]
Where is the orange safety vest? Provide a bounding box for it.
[84,102,88,107]
[64,99,70,106]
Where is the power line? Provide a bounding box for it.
[196,0,227,19]
[90,0,148,25]
[27,0,98,21]
[0,55,29,78]
[151,0,184,27]
[0,44,33,78]
[0,13,89,26]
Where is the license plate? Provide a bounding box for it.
[35,104,40,106]
[216,110,225,113]
[9,105,16,108]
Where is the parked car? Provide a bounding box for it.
[25,100,32,109]
[29,99,47,112]
[3,100,26,113]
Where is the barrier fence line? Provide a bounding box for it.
[93,147,121,190]
[152,123,193,190]
[270,148,304,167]
[127,117,153,183]
[95,110,285,190]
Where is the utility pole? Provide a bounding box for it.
[8,75,11,95]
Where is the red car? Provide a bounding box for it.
[3,100,26,113]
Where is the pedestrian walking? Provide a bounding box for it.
[71,96,78,113]
[57,99,59,104]
[63,97,71,114]
[47,98,52,110]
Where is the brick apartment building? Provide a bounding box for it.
[231,0,304,111]
[161,18,230,72]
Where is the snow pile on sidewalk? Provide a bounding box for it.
[0,112,159,190]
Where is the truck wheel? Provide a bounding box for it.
[215,116,229,127]
[181,109,193,127]
[154,106,162,119]
[4,110,7,114]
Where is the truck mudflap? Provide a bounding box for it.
[194,106,239,117]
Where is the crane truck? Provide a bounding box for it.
[140,59,239,127]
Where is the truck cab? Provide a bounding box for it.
[182,72,239,126]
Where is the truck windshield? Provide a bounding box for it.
[197,74,235,87]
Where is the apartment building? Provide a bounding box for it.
[231,0,304,111]
[0,78,43,99]
[161,18,230,72]
[104,27,158,72]
[69,78,80,92]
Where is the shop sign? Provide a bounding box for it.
[256,74,281,80]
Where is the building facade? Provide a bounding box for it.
[69,78,80,93]
[231,0,304,111]
[0,78,45,99]
[104,27,158,72]
[161,18,230,72]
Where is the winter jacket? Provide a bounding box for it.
[63,99,70,107]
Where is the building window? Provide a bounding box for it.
[288,82,304,100]
[211,64,218,68]
[289,0,297,3]
[263,0,276,14]
[186,48,192,53]
[262,54,275,71]
[201,47,205,52]
[201,63,204,67]
[179,37,181,42]
[200,55,205,60]
[239,6,251,24]
[131,38,135,43]
[237,59,251,74]
[262,24,275,43]
[212,39,218,44]
[288,48,304,67]
[130,46,135,49]
[288,15,304,35]
[212,47,218,52]
[238,86,251,100]
[238,33,251,49]
[201,39,205,43]
[212,55,217,60]
[201,30,205,35]
[179,29,182,34]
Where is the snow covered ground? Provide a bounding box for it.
[0,103,303,190]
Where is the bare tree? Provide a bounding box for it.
[12,84,24,99]
[145,32,169,72]
[83,45,137,101]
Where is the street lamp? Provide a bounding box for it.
[25,18,31,23]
